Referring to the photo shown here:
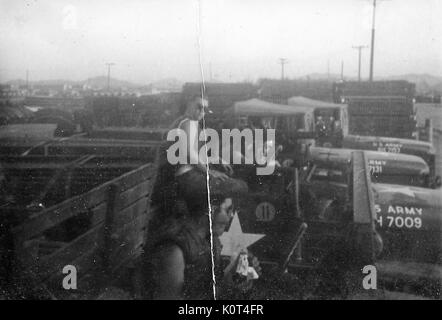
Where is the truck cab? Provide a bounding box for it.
[288,96,349,147]
[307,147,431,188]
[223,98,316,166]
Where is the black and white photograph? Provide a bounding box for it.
[0,0,441,304]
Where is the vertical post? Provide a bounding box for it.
[103,183,119,273]
[294,168,302,262]
[341,60,344,80]
[26,69,29,94]
[369,0,377,82]
[426,119,433,144]
[107,65,111,91]
[105,63,115,91]
[327,60,330,80]
[278,58,288,80]
[352,45,368,82]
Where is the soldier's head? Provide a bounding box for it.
[212,197,234,236]
[185,96,210,121]
[189,196,234,237]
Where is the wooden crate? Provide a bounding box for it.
[4,152,159,299]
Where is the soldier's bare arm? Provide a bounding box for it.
[152,244,185,300]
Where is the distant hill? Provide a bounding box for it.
[4,74,441,95]
[5,76,183,91]
[6,78,77,87]
[84,76,140,89]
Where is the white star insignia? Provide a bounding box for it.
[219,212,265,257]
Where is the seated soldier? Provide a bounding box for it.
[143,194,259,300]
[173,95,248,207]
[142,95,252,299]
[151,95,248,218]
[143,196,227,300]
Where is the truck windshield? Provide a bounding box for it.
[308,164,347,184]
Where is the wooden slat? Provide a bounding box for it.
[111,213,149,249]
[110,232,145,270]
[1,160,145,170]
[31,223,105,281]
[102,184,119,272]
[11,148,159,294]
[117,180,152,211]
[46,145,157,159]
[53,138,161,146]
[90,202,107,227]
[13,189,108,246]
[113,197,148,227]
[115,163,155,193]
[12,162,155,245]
[45,246,102,297]
[109,214,148,270]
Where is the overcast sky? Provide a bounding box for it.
[0,0,441,84]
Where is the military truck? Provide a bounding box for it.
[308,147,431,188]
[226,150,380,298]
[297,144,441,298]
[333,81,416,139]
[223,98,315,166]
[372,183,441,298]
[287,96,349,147]
[342,134,439,187]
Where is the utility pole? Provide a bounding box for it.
[327,59,330,80]
[278,58,288,80]
[341,60,344,80]
[105,62,115,91]
[369,0,376,81]
[26,69,29,93]
[368,0,388,81]
[352,45,368,81]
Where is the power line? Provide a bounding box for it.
[352,45,368,81]
[278,58,288,80]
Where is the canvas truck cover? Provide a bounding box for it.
[288,96,347,110]
[225,98,313,117]
[309,147,430,177]
[343,135,435,156]
[288,96,349,136]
